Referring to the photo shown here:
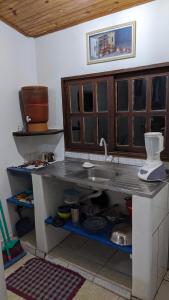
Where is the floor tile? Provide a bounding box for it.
[7,290,24,300]
[105,251,132,277]
[78,239,116,265]
[74,280,119,300]
[59,234,88,251]
[66,252,103,274]
[20,230,36,247]
[48,245,75,261]
[94,276,131,299]
[154,280,169,300]
[48,246,103,274]
[98,266,132,289]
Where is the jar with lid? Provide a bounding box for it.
[63,188,80,206]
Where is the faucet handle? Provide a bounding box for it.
[106,155,113,162]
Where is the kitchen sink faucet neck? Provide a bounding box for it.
[99,138,108,161]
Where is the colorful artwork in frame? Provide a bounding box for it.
[86,21,136,64]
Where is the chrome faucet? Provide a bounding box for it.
[99,138,108,161]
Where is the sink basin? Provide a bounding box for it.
[70,166,120,183]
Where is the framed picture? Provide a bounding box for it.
[86,21,136,64]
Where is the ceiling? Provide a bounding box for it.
[0,0,154,38]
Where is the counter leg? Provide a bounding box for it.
[32,174,69,253]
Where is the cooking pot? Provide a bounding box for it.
[110,223,132,246]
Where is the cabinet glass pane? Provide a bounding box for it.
[98,115,108,142]
[97,81,108,111]
[117,80,128,111]
[133,116,146,146]
[70,84,80,112]
[71,119,81,143]
[84,117,96,143]
[152,76,166,110]
[151,116,165,135]
[133,79,146,111]
[117,117,128,145]
[83,83,93,112]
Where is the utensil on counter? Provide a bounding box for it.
[110,223,132,246]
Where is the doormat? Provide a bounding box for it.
[6,258,85,300]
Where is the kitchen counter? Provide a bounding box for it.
[31,157,169,300]
[33,157,166,198]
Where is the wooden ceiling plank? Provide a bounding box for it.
[32,0,152,37]
[0,0,154,37]
[0,14,30,36]
[0,0,149,21]
[0,0,105,24]
[18,0,151,32]
[14,0,147,29]
[0,0,91,17]
[20,1,151,37]
[26,2,146,37]
[0,0,36,14]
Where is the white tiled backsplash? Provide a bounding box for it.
[65,151,146,167]
[65,152,169,169]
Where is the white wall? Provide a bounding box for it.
[0,21,37,229]
[35,0,169,136]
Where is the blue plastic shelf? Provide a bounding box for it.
[7,191,34,209]
[45,216,132,254]
[7,167,32,174]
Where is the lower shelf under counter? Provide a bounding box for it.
[45,216,132,254]
[7,197,34,209]
[7,190,34,209]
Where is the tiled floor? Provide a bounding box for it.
[7,232,169,300]
[47,233,132,296]
[4,253,169,300]
[5,254,124,300]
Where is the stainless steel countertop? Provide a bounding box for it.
[32,158,167,198]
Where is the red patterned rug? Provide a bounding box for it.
[6,258,85,300]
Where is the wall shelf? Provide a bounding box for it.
[45,216,132,254]
[7,167,33,174]
[12,129,64,137]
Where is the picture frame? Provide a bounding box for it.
[86,21,136,64]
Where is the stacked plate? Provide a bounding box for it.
[82,216,108,233]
